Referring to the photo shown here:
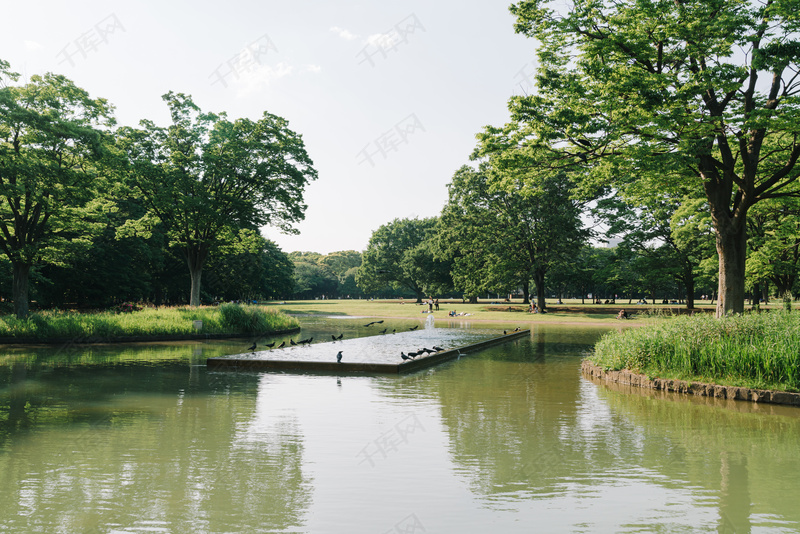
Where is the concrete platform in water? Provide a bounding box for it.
[206,329,530,374]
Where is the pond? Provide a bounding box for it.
[1,317,799,533]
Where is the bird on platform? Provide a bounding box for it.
[290,339,297,346]
[409,325,419,331]
[514,327,521,331]
[336,351,343,363]
[432,346,444,352]
[265,342,276,348]
[278,341,286,348]
[401,352,411,361]
[503,330,507,335]
[421,348,434,354]
[337,333,344,340]
[407,351,418,358]
[248,342,257,352]
[331,335,338,341]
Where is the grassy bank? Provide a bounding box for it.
[0,304,299,342]
[264,298,693,323]
[587,311,800,392]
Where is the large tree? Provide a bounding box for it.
[439,164,588,310]
[119,92,316,306]
[356,217,451,302]
[0,60,114,317]
[507,0,800,316]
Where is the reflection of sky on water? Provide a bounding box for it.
[228,327,500,364]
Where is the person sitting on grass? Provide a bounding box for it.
[616,309,629,320]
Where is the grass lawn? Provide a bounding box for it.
[262,297,715,325]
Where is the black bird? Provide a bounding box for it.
[401,352,411,361]
[332,335,338,341]
[432,346,444,352]
[379,328,387,334]
[409,325,419,331]
[336,351,343,363]
[514,327,521,331]
[407,351,418,358]
[290,339,297,346]
[503,330,507,335]
[421,348,433,354]
[364,321,377,327]
[392,329,396,334]
[248,342,257,351]
[278,341,286,348]
[337,333,344,340]
[375,320,384,324]
[265,342,276,348]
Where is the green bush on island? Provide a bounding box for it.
[0,305,299,341]
[588,311,800,392]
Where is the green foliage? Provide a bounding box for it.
[505,0,800,315]
[0,305,298,340]
[0,62,115,317]
[439,163,589,307]
[217,303,295,333]
[118,92,317,306]
[589,311,800,391]
[357,217,452,300]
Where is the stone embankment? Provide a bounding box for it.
[581,360,800,407]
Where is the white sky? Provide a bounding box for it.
[3,0,536,254]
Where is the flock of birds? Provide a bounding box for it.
[246,320,467,364]
[247,322,429,354]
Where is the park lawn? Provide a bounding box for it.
[262,298,702,324]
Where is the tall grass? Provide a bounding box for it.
[0,305,299,341]
[588,311,800,392]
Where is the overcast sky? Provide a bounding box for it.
[3,0,537,254]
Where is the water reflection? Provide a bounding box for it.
[0,359,312,532]
[0,322,799,533]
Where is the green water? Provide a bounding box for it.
[1,320,799,533]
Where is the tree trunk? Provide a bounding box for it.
[522,280,530,305]
[714,217,747,317]
[186,246,209,307]
[533,268,547,311]
[12,262,31,319]
[683,263,695,310]
[468,295,478,304]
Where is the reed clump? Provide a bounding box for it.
[0,304,299,341]
[588,310,800,392]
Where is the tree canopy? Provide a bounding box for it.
[118,92,317,306]
[505,0,800,316]
[0,60,115,317]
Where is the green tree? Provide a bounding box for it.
[507,0,800,316]
[441,163,589,311]
[0,60,115,317]
[205,231,294,302]
[357,217,450,302]
[746,197,800,306]
[119,92,316,306]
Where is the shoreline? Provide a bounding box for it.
[581,360,800,407]
[0,327,301,346]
